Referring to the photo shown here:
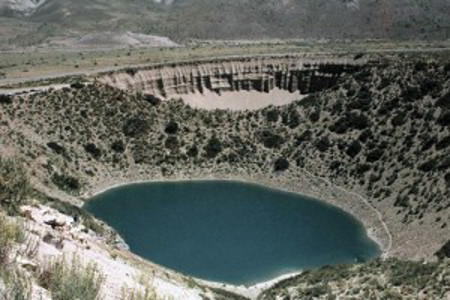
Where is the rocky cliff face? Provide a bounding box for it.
[98,56,365,99]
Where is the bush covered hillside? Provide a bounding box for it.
[258,258,450,299]
[0,55,449,258]
[0,54,450,255]
[0,51,449,298]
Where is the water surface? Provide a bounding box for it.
[85,180,380,285]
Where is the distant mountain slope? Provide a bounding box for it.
[161,0,450,39]
[0,0,449,44]
[0,0,46,15]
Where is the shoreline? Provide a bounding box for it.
[82,172,390,256]
[76,167,393,298]
[198,271,303,299]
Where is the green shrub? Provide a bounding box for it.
[111,140,126,153]
[0,214,24,265]
[273,157,289,172]
[315,136,331,152]
[259,130,284,148]
[346,140,362,158]
[436,135,450,150]
[391,113,407,126]
[39,255,104,300]
[204,136,223,158]
[0,95,12,104]
[51,173,80,193]
[436,92,450,109]
[164,120,179,135]
[143,94,161,106]
[418,159,437,172]
[84,143,102,159]
[0,157,30,215]
[47,142,67,156]
[445,172,450,187]
[187,145,198,158]
[265,109,279,123]
[70,82,84,89]
[282,110,300,128]
[123,118,149,137]
[437,112,450,126]
[330,112,370,134]
[295,130,312,145]
[435,240,450,259]
[366,148,384,162]
[308,110,320,123]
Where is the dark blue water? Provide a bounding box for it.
[84,180,380,285]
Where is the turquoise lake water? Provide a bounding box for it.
[84,180,380,285]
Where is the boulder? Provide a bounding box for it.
[44,218,66,229]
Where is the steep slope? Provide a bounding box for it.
[162,0,450,40]
[98,56,363,98]
[258,259,450,299]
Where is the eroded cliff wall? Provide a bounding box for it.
[98,55,365,99]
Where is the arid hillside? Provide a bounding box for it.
[1,53,449,258]
[0,52,449,299]
[0,0,449,47]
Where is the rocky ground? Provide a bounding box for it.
[0,52,449,299]
[0,195,248,299]
[19,203,215,300]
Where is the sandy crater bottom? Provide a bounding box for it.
[181,88,306,111]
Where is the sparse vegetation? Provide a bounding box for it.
[0,214,31,300]
[2,57,448,229]
[0,267,32,300]
[258,259,450,300]
[0,158,30,215]
[0,214,24,265]
[51,173,80,194]
[1,53,449,299]
[38,255,104,300]
[120,285,158,300]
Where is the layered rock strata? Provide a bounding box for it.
[98,55,365,99]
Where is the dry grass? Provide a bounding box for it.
[38,255,104,300]
[0,157,30,215]
[0,213,31,300]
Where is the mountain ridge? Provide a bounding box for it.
[1,0,449,46]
